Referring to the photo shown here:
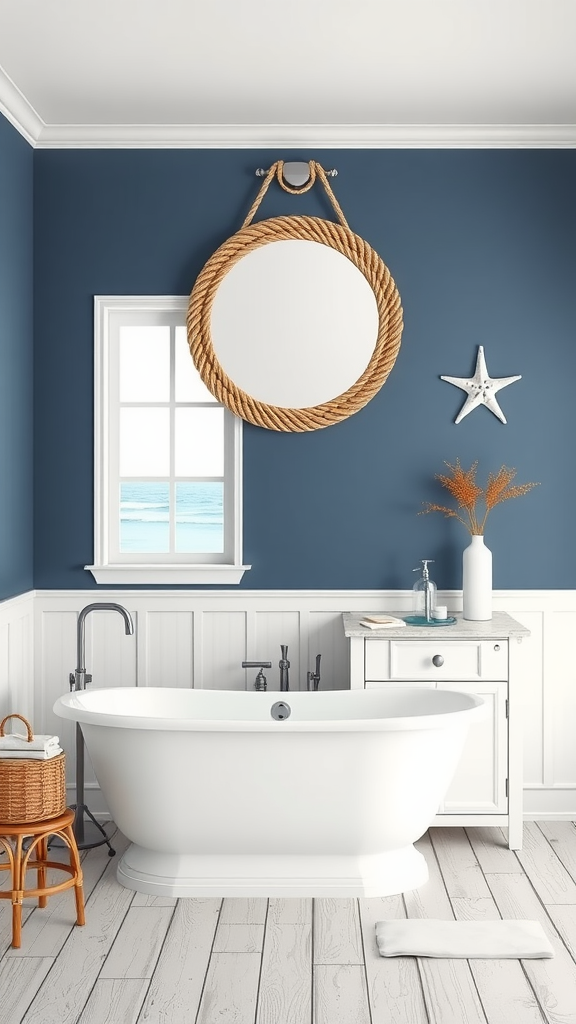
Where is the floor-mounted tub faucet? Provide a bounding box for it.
[69,602,134,854]
[71,602,134,693]
[279,645,290,692]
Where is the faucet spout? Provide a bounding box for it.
[73,602,134,690]
[279,644,290,692]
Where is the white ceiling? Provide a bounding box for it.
[0,0,575,147]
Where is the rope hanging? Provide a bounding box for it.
[187,161,403,432]
[241,161,350,230]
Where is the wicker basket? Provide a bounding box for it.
[0,714,66,823]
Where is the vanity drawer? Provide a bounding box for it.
[364,639,508,682]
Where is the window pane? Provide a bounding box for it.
[120,482,169,552]
[120,408,170,476]
[120,326,170,401]
[174,327,216,402]
[175,482,223,553]
[175,408,224,475]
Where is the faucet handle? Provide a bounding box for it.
[242,661,271,691]
[254,668,268,691]
[307,654,322,691]
[70,670,92,691]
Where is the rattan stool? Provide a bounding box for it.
[0,808,85,948]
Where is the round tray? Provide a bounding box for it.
[402,615,458,627]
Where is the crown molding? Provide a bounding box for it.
[0,75,575,151]
[0,66,44,146]
[32,121,576,149]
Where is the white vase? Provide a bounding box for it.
[462,535,492,620]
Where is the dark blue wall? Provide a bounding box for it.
[31,148,576,590]
[0,116,33,599]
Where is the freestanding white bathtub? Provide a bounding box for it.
[54,686,484,898]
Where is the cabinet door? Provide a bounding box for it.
[436,680,508,814]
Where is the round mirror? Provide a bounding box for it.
[188,216,403,431]
[211,239,379,409]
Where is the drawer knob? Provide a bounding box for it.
[432,654,444,668]
[494,644,501,652]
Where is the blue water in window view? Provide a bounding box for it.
[120,482,224,553]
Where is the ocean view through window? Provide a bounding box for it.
[87,297,248,585]
[120,481,224,553]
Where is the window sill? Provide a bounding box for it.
[85,564,251,586]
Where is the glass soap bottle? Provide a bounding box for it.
[412,559,437,622]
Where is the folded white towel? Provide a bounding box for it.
[0,732,60,754]
[0,746,63,760]
[359,616,406,630]
[375,919,554,959]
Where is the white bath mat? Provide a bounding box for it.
[375,919,554,959]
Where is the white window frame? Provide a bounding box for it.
[86,296,250,585]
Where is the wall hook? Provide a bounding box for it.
[255,163,338,186]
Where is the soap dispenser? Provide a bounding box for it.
[412,560,437,622]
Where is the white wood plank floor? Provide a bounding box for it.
[2,822,576,1024]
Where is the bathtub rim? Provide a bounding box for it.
[54,685,485,733]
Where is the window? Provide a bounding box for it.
[87,297,249,584]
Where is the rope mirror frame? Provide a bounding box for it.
[187,162,404,432]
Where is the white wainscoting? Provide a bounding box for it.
[1,589,575,819]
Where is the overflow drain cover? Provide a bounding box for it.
[271,701,291,721]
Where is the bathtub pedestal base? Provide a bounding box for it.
[117,842,429,898]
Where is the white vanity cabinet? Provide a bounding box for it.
[343,611,530,849]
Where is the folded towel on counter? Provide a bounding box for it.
[359,616,406,630]
[375,920,554,959]
[0,732,61,754]
[0,745,63,760]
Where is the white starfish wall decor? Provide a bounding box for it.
[441,346,521,424]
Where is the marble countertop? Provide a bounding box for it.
[342,610,530,639]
